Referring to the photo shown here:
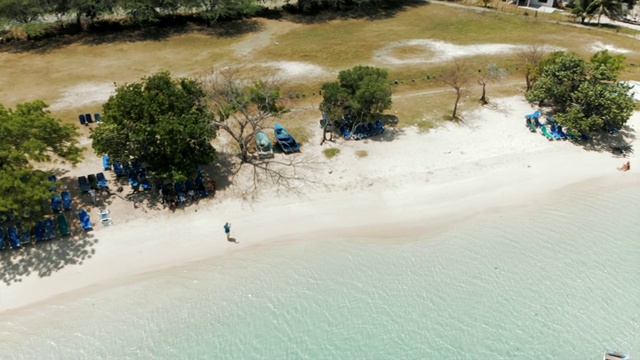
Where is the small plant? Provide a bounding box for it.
[355,150,368,158]
[323,147,340,159]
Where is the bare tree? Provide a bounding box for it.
[441,60,472,120]
[517,45,547,92]
[200,69,285,162]
[477,63,506,105]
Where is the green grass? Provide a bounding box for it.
[323,148,341,159]
[2,2,639,134]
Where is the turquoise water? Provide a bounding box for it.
[0,183,639,359]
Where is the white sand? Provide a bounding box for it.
[1,96,638,313]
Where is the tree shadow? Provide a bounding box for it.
[281,0,429,24]
[0,17,262,54]
[576,125,636,156]
[0,223,98,286]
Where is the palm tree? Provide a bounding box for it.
[586,0,623,24]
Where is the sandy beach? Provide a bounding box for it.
[1,95,637,314]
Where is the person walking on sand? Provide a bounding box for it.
[224,222,231,241]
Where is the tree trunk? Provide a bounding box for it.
[452,90,461,120]
[525,74,531,91]
[76,12,82,31]
[479,82,488,105]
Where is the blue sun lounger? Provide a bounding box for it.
[51,194,62,212]
[0,228,5,250]
[61,190,72,211]
[96,172,108,189]
[113,161,124,177]
[44,219,56,240]
[550,124,567,140]
[375,120,386,134]
[539,125,555,141]
[85,113,93,123]
[128,170,139,189]
[8,226,20,249]
[34,221,45,242]
[102,155,111,170]
[339,125,351,140]
[48,175,58,191]
[78,210,92,231]
[556,125,568,139]
[94,113,102,123]
[194,176,208,197]
[21,227,31,245]
[525,109,541,120]
[174,182,187,203]
[79,114,87,125]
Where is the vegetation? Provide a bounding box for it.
[201,70,285,162]
[0,101,81,219]
[440,61,472,120]
[320,65,392,135]
[323,147,340,159]
[91,72,217,181]
[526,50,635,134]
[571,0,625,24]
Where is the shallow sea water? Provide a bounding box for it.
[0,183,638,359]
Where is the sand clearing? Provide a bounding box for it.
[1,96,638,313]
[49,82,116,111]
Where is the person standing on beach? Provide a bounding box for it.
[224,222,231,241]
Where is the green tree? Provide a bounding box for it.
[526,50,635,134]
[0,0,50,23]
[319,65,392,137]
[188,0,261,23]
[91,72,217,181]
[0,101,81,218]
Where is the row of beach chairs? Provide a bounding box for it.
[339,120,386,140]
[0,209,98,250]
[79,113,102,126]
[78,173,109,193]
[524,111,589,142]
[50,191,73,212]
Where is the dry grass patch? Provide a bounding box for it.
[355,150,368,158]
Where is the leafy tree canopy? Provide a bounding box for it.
[91,71,217,181]
[320,65,392,124]
[526,50,635,134]
[0,101,81,217]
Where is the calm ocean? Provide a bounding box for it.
[0,180,638,359]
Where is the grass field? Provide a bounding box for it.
[0,1,638,133]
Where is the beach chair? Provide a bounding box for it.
[549,125,562,140]
[194,176,209,197]
[339,126,351,140]
[34,221,45,242]
[132,161,143,174]
[94,113,102,123]
[525,109,541,120]
[174,182,187,203]
[44,218,56,240]
[102,155,111,170]
[20,227,31,245]
[88,174,98,189]
[123,162,132,174]
[539,125,555,141]
[140,177,151,191]
[375,120,386,134]
[79,114,87,125]
[8,226,20,249]
[78,209,92,231]
[98,209,112,226]
[128,170,139,189]
[56,213,70,236]
[96,172,108,189]
[51,194,62,212]
[61,190,72,211]
[85,113,93,123]
[113,161,124,177]
[78,176,91,193]
[0,228,5,250]
[556,125,568,140]
[48,175,58,191]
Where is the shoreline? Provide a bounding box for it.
[1,96,638,314]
